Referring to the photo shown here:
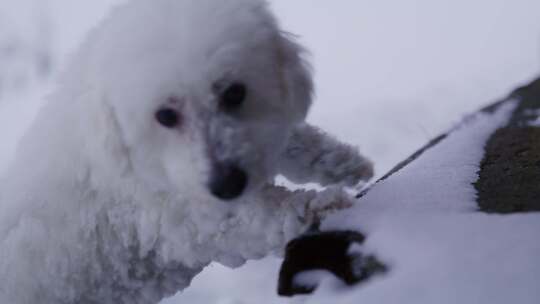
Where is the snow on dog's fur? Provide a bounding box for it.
[0,0,373,303]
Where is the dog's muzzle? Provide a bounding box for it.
[208,162,248,200]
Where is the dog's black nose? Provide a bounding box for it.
[208,162,248,200]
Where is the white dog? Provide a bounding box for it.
[0,0,373,303]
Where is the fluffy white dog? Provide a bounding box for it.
[0,0,373,303]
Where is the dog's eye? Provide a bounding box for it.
[155,108,180,128]
[221,83,247,111]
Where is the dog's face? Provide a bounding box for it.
[85,0,312,200]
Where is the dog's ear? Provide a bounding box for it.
[276,32,314,123]
[80,88,133,185]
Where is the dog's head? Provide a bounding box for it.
[78,0,312,200]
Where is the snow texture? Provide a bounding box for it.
[325,101,519,229]
[310,100,540,304]
[314,214,540,304]
[524,109,540,126]
[0,1,373,303]
[293,270,335,291]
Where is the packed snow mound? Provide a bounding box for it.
[313,214,540,304]
[329,101,518,225]
[297,100,540,303]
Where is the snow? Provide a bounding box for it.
[524,109,540,126]
[0,0,539,303]
[308,100,540,303]
[256,99,540,304]
[324,101,518,230]
[293,270,336,292]
[314,214,540,304]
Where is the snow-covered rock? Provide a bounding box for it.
[280,77,540,304]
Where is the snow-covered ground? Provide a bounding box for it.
[314,100,540,304]
[0,1,539,303]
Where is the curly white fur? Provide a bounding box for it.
[0,0,373,303]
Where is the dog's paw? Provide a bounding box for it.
[304,187,356,223]
[280,123,374,188]
[306,144,374,188]
[331,154,374,187]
